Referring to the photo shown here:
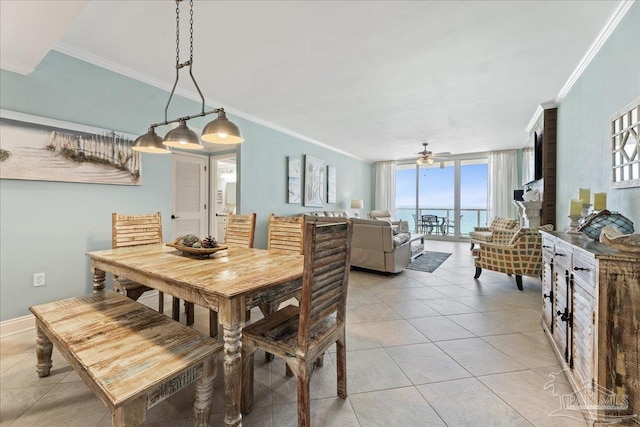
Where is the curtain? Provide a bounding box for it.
[375,161,396,217]
[487,150,517,221]
[521,147,534,185]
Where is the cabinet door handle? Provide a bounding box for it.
[573,266,589,271]
[171,215,180,219]
[543,245,551,249]
[554,253,565,256]
[543,292,553,300]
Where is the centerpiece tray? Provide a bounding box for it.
[166,242,228,258]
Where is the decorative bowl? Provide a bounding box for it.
[166,242,228,258]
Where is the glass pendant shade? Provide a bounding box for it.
[163,119,203,150]
[427,157,434,165]
[201,110,244,144]
[132,128,171,153]
[416,157,424,165]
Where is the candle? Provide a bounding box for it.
[578,188,591,204]
[594,193,607,211]
[570,199,583,216]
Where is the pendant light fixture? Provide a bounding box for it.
[133,0,243,153]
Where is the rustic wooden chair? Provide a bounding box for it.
[112,212,169,315]
[241,220,353,426]
[209,213,257,336]
[267,214,305,254]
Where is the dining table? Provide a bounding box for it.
[87,243,304,427]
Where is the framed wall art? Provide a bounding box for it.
[287,156,301,203]
[0,110,141,185]
[304,155,325,207]
[327,165,336,203]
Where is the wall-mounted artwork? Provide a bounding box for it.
[304,155,325,207]
[327,165,336,203]
[611,97,640,189]
[288,156,301,203]
[0,110,141,185]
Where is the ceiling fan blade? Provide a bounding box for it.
[433,152,451,156]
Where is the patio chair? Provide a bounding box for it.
[241,221,353,426]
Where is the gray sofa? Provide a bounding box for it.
[350,218,411,273]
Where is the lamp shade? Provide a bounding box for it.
[350,199,363,209]
[132,128,171,153]
[201,109,244,144]
[163,119,203,150]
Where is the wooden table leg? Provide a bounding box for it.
[35,324,52,377]
[113,395,147,427]
[219,298,243,427]
[92,267,106,292]
[194,355,216,426]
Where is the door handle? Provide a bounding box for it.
[171,215,180,219]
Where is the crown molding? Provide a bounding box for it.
[53,42,369,164]
[526,0,634,133]
[0,58,34,75]
[555,0,635,104]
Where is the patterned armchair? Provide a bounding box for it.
[472,225,554,291]
[469,216,519,250]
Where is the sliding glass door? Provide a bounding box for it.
[395,156,487,239]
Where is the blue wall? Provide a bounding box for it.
[0,51,373,321]
[556,3,640,228]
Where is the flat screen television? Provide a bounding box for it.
[534,131,543,181]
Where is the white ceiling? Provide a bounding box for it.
[0,1,626,163]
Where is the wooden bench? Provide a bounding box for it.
[29,291,223,427]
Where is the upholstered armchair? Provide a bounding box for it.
[469,216,519,250]
[472,225,554,290]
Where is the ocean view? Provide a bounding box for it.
[396,207,487,235]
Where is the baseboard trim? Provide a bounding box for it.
[0,291,160,338]
[0,314,35,338]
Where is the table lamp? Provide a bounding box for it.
[351,199,363,218]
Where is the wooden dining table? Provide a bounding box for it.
[87,243,304,427]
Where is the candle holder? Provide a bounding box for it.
[581,203,592,218]
[568,215,582,234]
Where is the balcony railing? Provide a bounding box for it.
[395,207,488,236]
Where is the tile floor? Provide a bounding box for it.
[0,241,589,426]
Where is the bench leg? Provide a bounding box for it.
[194,356,216,427]
[35,325,53,377]
[474,267,482,279]
[113,395,147,427]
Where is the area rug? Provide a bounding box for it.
[407,251,452,273]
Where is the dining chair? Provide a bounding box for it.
[421,214,439,235]
[209,213,257,336]
[111,212,172,317]
[241,220,353,426]
[267,214,305,254]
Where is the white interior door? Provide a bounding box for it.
[209,154,237,242]
[172,152,208,239]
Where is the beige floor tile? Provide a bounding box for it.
[0,384,55,427]
[270,358,340,405]
[9,381,108,427]
[350,386,445,426]
[478,369,589,426]
[436,337,526,376]
[448,312,521,336]
[430,285,479,298]
[384,300,441,319]
[418,378,533,426]
[345,348,411,394]
[422,297,478,315]
[362,319,429,347]
[272,397,359,427]
[369,287,418,302]
[0,351,30,374]
[349,303,402,322]
[408,316,475,342]
[406,287,449,300]
[386,343,471,385]
[344,322,383,351]
[482,333,559,369]
[1,351,74,390]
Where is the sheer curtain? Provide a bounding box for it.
[487,150,517,221]
[375,161,396,217]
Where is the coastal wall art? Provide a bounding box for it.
[287,156,301,203]
[327,165,336,203]
[0,110,141,185]
[304,155,325,207]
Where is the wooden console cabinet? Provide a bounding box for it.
[541,231,639,425]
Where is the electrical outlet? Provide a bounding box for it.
[33,273,45,287]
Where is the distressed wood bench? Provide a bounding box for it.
[29,291,223,427]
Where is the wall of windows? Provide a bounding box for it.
[395,155,488,239]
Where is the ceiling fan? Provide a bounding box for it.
[415,142,451,166]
